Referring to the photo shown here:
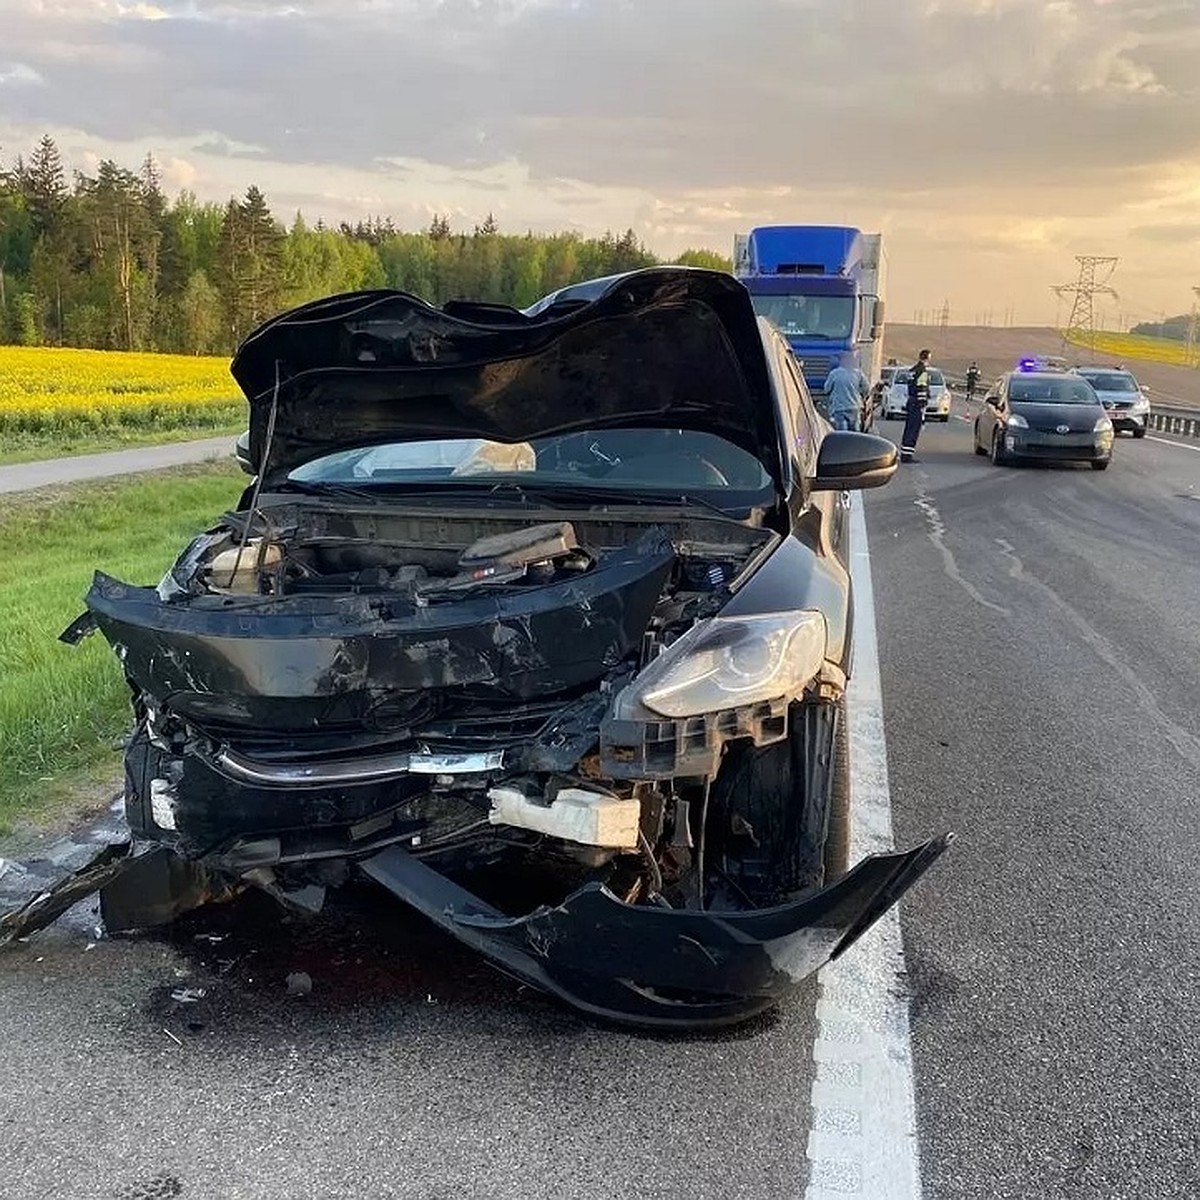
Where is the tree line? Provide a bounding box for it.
[1129,314,1192,343]
[0,135,730,356]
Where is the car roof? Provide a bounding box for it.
[1005,370,1089,382]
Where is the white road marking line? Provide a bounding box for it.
[1146,435,1200,455]
[803,493,924,1200]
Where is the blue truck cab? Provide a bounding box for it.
[733,225,886,400]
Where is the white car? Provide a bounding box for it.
[1070,367,1150,438]
[882,367,952,422]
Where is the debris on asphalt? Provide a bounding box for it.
[162,1027,183,1046]
[169,987,206,1004]
[285,971,312,997]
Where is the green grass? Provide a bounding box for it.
[0,460,246,836]
[0,422,244,466]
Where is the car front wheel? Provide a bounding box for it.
[1133,427,1147,439]
[709,700,842,905]
[1091,460,1110,471]
[991,429,1008,466]
[974,421,987,455]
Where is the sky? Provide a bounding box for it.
[1,0,1199,325]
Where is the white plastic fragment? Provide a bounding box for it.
[149,778,178,831]
[487,786,641,850]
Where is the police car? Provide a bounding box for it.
[881,365,952,421]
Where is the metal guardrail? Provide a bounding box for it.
[1149,407,1200,439]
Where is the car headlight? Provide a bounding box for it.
[628,612,828,719]
[1131,398,1149,413]
[1094,416,1113,433]
[1006,413,1028,428]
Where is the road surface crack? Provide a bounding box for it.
[995,537,1200,771]
[912,479,1009,616]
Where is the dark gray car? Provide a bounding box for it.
[974,370,1115,470]
[4,268,950,1029]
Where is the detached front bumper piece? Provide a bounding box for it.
[361,834,952,1029]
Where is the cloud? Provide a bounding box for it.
[1129,223,1200,245]
[0,62,44,87]
[1,0,1199,320]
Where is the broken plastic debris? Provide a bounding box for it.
[170,987,207,1004]
[286,971,313,997]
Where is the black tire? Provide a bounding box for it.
[973,421,987,455]
[1091,460,1110,471]
[709,700,840,905]
[990,429,1007,466]
[1133,427,1146,439]
[824,698,851,883]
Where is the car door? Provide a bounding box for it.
[978,378,1003,447]
[776,343,850,563]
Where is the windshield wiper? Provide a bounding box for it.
[281,480,389,502]
[281,478,755,520]
[484,482,755,520]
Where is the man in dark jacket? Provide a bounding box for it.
[901,348,932,463]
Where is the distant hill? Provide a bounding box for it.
[883,323,1200,410]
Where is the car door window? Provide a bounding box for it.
[777,348,820,478]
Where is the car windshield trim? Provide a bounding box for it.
[1009,383,1099,404]
[1078,373,1138,393]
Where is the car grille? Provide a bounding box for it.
[1023,430,1093,446]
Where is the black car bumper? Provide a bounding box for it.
[360,835,952,1028]
[1007,433,1111,462]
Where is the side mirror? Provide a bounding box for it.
[811,431,898,492]
[869,298,886,340]
[234,430,255,475]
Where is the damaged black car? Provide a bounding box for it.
[13,268,949,1027]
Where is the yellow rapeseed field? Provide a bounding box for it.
[0,345,244,437]
[1063,330,1198,369]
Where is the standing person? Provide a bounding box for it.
[965,360,981,401]
[823,353,868,432]
[901,348,933,463]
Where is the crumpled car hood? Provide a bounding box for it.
[230,267,785,488]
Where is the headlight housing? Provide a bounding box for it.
[1094,416,1114,433]
[1130,397,1149,413]
[1007,413,1028,428]
[626,612,828,719]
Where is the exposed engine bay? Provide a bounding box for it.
[66,499,833,921]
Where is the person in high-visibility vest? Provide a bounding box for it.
[900,349,933,463]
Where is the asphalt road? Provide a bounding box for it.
[2,411,1198,1198]
[0,435,235,494]
[871,412,1200,1198]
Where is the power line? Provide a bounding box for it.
[1053,256,1119,356]
[1186,286,1200,368]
